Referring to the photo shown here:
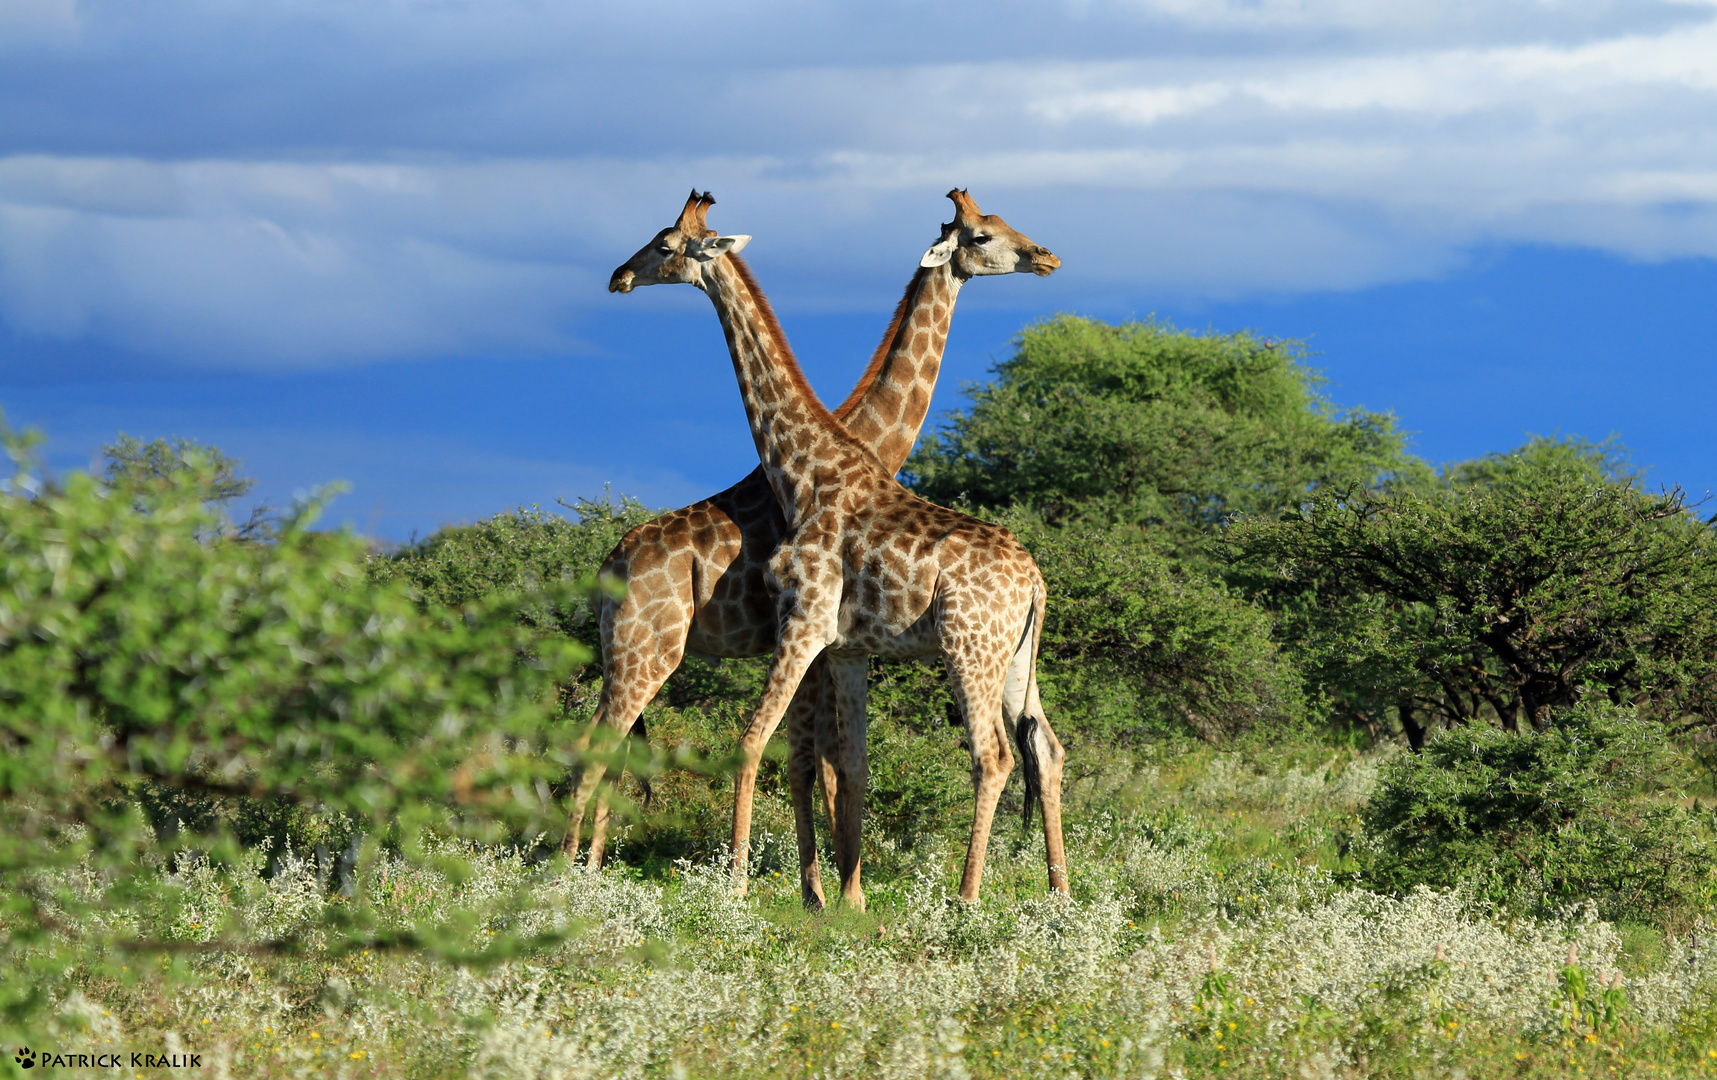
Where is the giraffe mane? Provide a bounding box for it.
[725,252,832,419]
[830,265,930,422]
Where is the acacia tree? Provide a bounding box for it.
[103,432,277,539]
[1018,519,1307,742]
[1228,437,1717,745]
[905,315,1420,555]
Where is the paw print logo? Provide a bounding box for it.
[13,1047,35,1069]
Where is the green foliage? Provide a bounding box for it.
[1229,436,1717,739]
[1558,947,1630,1037]
[366,492,658,661]
[102,432,255,506]
[0,422,596,1030]
[862,660,970,839]
[18,281,1717,1071]
[906,315,1419,553]
[102,433,278,540]
[1009,517,1308,742]
[1357,701,1712,924]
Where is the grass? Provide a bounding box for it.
[7,738,1717,1078]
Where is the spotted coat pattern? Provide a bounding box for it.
[598,191,1069,904]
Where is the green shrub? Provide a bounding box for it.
[862,659,970,841]
[1010,518,1308,742]
[0,425,596,1031]
[367,493,659,658]
[1357,700,1712,924]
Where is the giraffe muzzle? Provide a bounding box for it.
[1028,248,1061,277]
[609,268,636,293]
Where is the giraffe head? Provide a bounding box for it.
[919,189,1060,279]
[609,189,752,293]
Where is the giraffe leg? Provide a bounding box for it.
[731,618,832,895]
[814,672,841,844]
[1018,680,1068,895]
[785,659,830,909]
[564,706,611,863]
[586,720,651,869]
[565,616,685,868]
[944,650,1013,903]
[586,788,613,868]
[826,653,870,911]
[1001,604,1068,895]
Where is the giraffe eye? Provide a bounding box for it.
[656,245,674,254]
[972,235,993,244]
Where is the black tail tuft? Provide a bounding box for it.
[631,715,654,809]
[1015,715,1042,832]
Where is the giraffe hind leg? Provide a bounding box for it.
[785,660,830,909]
[943,650,1013,903]
[1001,601,1068,894]
[566,640,683,869]
[826,652,869,911]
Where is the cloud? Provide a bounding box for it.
[0,161,597,368]
[2,0,1716,369]
[0,0,79,49]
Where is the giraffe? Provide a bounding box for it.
[608,190,1070,903]
[570,189,1058,909]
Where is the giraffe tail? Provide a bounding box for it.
[631,715,654,810]
[1017,714,1042,833]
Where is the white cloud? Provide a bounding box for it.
[1606,170,1717,202]
[1031,83,1233,125]
[2,0,1716,368]
[0,0,79,48]
[0,158,612,367]
[1099,0,1681,35]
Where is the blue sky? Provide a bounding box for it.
[3,1,1715,536]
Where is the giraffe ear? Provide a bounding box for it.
[920,235,957,267]
[692,234,751,260]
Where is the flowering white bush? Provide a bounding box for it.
[14,748,1715,1078]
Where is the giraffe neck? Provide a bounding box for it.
[833,263,963,476]
[701,254,857,526]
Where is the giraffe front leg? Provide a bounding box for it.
[730,619,831,896]
[826,653,870,911]
[814,674,841,850]
[785,658,830,909]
